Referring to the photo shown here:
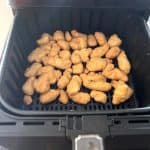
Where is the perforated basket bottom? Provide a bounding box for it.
[22,75,138,112]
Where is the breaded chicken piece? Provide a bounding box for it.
[106,46,121,59]
[53,30,65,41]
[37,65,54,76]
[22,77,35,95]
[63,68,72,78]
[111,80,133,105]
[95,32,107,46]
[86,58,107,71]
[71,30,86,38]
[24,63,42,77]
[84,68,89,74]
[70,36,87,50]
[67,75,82,95]
[59,50,71,59]
[78,48,92,62]
[72,63,84,74]
[48,43,60,57]
[57,75,70,89]
[42,56,72,70]
[41,41,56,51]
[55,70,62,81]
[23,95,33,105]
[117,51,131,74]
[102,63,128,82]
[71,52,81,64]
[91,43,109,58]
[28,48,49,63]
[59,90,69,104]
[65,31,72,42]
[108,34,122,47]
[69,92,90,104]
[57,40,70,50]
[88,34,97,47]
[37,33,53,45]
[90,90,107,104]
[40,89,60,104]
[86,72,106,82]
[33,74,51,93]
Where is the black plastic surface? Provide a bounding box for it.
[0,8,150,116]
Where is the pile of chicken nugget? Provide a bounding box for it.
[22,30,133,106]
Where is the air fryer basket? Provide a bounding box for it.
[0,8,150,116]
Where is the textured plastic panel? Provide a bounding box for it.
[0,8,150,116]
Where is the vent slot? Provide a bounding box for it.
[128,120,149,124]
[0,122,16,126]
[52,121,59,126]
[23,121,45,126]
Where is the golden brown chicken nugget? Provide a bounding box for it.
[71,52,81,64]
[79,48,92,62]
[65,31,72,42]
[57,40,70,50]
[22,77,35,95]
[59,50,71,59]
[91,43,109,58]
[48,43,60,57]
[95,32,107,46]
[86,72,106,82]
[67,75,82,95]
[24,63,42,77]
[59,90,69,104]
[90,90,107,104]
[86,57,107,71]
[106,46,121,59]
[23,95,33,105]
[37,33,52,45]
[88,34,97,47]
[57,75,70,89]
[72,63,84,74]
[40,41,56,51]
[71,30,86,38]
[40,89,60,104]
[108,34,122,47]
[117,51,131,74]
[53,30,65,41]
[37,65,54,76]
[111,80,133,105]
[69,92,90,104]
[28,48,49,63]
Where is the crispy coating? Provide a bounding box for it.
[22,77,35,95]
[95,32,107,46]
[86,58,107,71]
[28,48,49,63]
[24,63,42,77]
[88,34,97,47]
[57,40,70,50]
[111,80,133,105]
[78,48,92,62]
[33,74,51,93]
[55,70,62,81]
[117,51,131,74]
[23,95,33,105]
[59,90,69,104]
[40,89,60,104]
[71,30,86,38]
[72,63,84,74]
[69,92,90,104]
[57,75,70,89]
[106,46,121,59]
[65,31,72,42]
[42,56,72,70]
[67,75,82,95]
[59,50,71,59]
[71,52,81,64]
[70,37,87,50]
[90,90,107,104]
[102,63,128,82]
[37,33,52,45]
[84,68,89,74]
[48,43,60,57]
[86,72,106,82]
[41,41,56,50]
[37,65,54,76]
[53,30,65,41]
[108,34,122,47]
[91,43,109,58]
[63,69,72,79]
